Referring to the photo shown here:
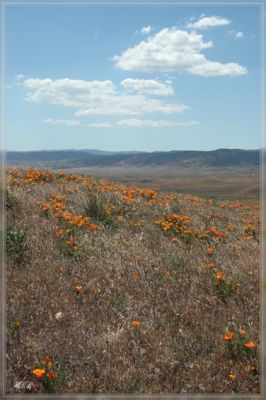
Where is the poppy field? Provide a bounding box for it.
[5,167,260,394]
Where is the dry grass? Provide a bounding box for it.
[5,168,260,395]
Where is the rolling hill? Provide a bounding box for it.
[5,148,260,169]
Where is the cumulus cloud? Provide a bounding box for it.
[113,27,246,76]
[23,77,188,116]
[24,78,115,107]
[44,118,80,126]
[116,119,199,128]
[187,16,231,30]
[120,78,174,96]
[140,25,154,35]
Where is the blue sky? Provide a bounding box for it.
[4,4,262,151]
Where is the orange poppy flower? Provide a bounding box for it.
[223,332,234,342]
[244,341,255,349]
[47,372,56,379]
[207,247,214,255]
[131,320,141,326]
[44,356,53,366]
[216,271,224,281]
[32,369,45,378]
[74,285,83,292]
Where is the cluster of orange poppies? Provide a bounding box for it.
[32,356,56,380]
[156,213,198,240]
[41,194,101,253]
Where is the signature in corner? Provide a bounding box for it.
[14,381,33,390]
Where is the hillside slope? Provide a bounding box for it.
[6,168,260,394]
[6,148,260,169]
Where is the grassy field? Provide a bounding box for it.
[57,166,260,201]
[5,167,260,395]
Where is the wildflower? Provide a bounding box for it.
[207,247,214,255]
[228,373,237,379]
[44,356,53,366]
[131,320,141,326]
[244,341,255,349]
[66,237,74,245]
[14,319,21,327]
[74,285,83,293]
[216,271,224,281]
[201,262,215,270]
[47,372,56,379]
[32,369,45,378]
[224,332,234,342]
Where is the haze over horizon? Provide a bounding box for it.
[4,4,261,151]
[6,146,260,153]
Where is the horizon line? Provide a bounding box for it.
[5,147,261,153]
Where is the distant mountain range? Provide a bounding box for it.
[5,148,260,169]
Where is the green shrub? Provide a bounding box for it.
[6,225,27,262]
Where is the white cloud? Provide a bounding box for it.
[44,118,80,126]
[236,32,244,39]
[75,96,187,116]
[187,16,231,30]
[116,119,199,128]
[120,78,174,96]
[113,27,247,76]
[229,30,244,39]
[87,122,113,128]
[24,77,188,116]
[140,25,154,35]
[24,78,115,107]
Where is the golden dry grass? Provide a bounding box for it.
[5,168,260,395]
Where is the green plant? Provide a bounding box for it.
[7,319,21,334]
[33,356,65,393]
[6,225,27,262]
[85,194,117,228]
[224,329,257,359]
[6,190,19,211]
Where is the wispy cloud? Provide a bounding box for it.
[113,27,247,76]
[120,78,174,96]
[15,74,25,80]
[86,122,113,128]
[140,25,154,35]
[187,16,231,30]
[44,118,80,126]
[24,77,188,116]
[229,30,244,39]
[116,119,199,128]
